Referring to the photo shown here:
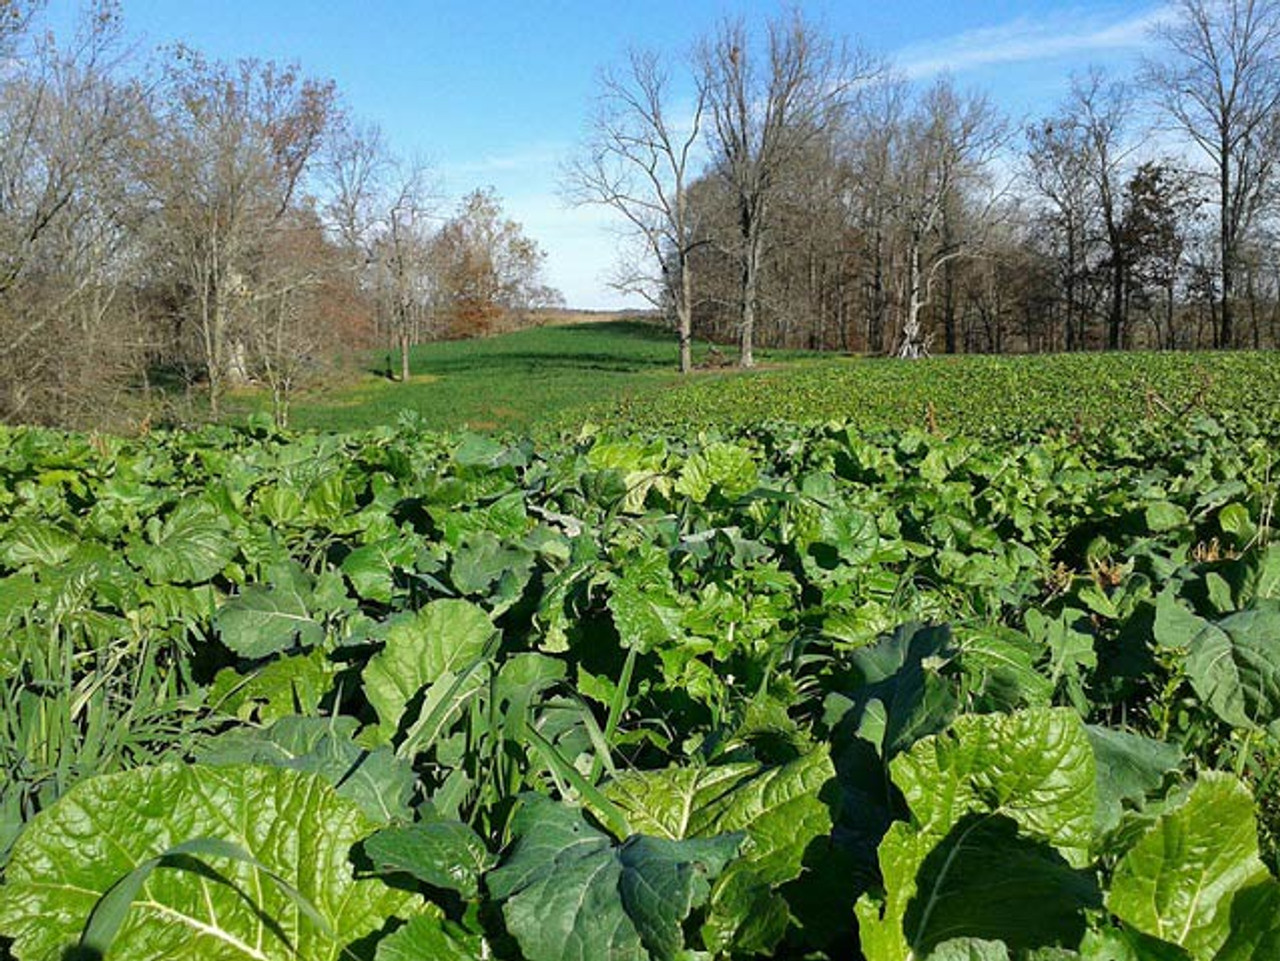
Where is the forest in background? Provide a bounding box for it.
[3,0,1280,430]
[0,0,561,428]
[569,0,1280,366]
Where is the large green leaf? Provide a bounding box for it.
[0,764,419,960]
[959,628,1055,711]
[1079,926,1192,960]
[364,821,496,898]
[197,716,415,823]
[1108,773,1271,960]
[209,649,337,724]
[1213,881,1280,961]
[893,708,1096,863]
[928,938,1012,960]
[826,623,960,759]
[900,813,1098,957]
[215,563,325,658]
[673,442,758,504]
[450,531,534,607]
[1153,593,1280,734]
[362,599,497,740]
[605,746,836,956]
[434,491,528,547]
[0,572,37,629]
[126,501,237,584]
[1085,726,1183,839]
[607,546,687,653]
[1,520,78,568]
[1146,501,1189,534]
[341,537,419,604]
[583,438,669,513]
[1183,603,1280,735]
[373,908,489,961]
[799,504,880,582]
[856,709,1098,961]
[486,795,740,961]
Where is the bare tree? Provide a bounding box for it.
[242,209,355,426]
[0,1,149,422]
[1071,71,1138,349]
[566,48,705,372]
[700,11,875,367]
[139,49,336,417]
[320,124,440,382]
[322,119,390,259]
[895,79,1007,358]
[1024,71,1137,351]
[0,0,40,55]
[376,157,438,381]
[1025,107,1102,351]
[843,77,910,354]
[1145,0,1280,347]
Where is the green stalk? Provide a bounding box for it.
[525,725,632,839]
[589,645,636,784]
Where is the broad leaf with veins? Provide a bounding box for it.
[0,764,419,960]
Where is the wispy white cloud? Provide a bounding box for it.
[897,4,1175,80]
[440,142,568,180]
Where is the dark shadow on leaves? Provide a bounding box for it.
[903,814,1100,956]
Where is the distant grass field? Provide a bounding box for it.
[227,319,1280,438]
[229,320,815,433]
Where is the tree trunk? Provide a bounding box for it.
[399,328,410,382]
[1064,228,1078,352]
[678,256,693,373]
[1246,265,1261,348]
[869,231,886,354]
[739,222,760,369]
[1219,139,1233,348]
[942,256,957,354]
[899,239,927,358]
[1108,255,1124,349]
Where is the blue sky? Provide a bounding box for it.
[45,1,1172,308]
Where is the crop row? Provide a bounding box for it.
[578,349,1280,439]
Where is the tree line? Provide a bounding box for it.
[5,0,1278,429]
[567,0,1280,369]
[0,1,558,427]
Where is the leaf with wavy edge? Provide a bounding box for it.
[364,821,495,898]
[374,908,489,960]
[856,708,1097,961]
[604,746,836,955]
[126,501,236,585]
[362,599,497,741]
[487,795,740,961]
[0,764,419,960]
[1108,773,1271,960]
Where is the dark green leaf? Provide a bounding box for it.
[1085,726,1183,838]
[486,795,740,961]
[1184,603,1280,734]
[364,821,495,898]
[215,564,324,658]
[127,501,236,584]
[362,599,497,740]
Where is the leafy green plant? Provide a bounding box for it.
[3,399,1280,960]
[0,765,419,960]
